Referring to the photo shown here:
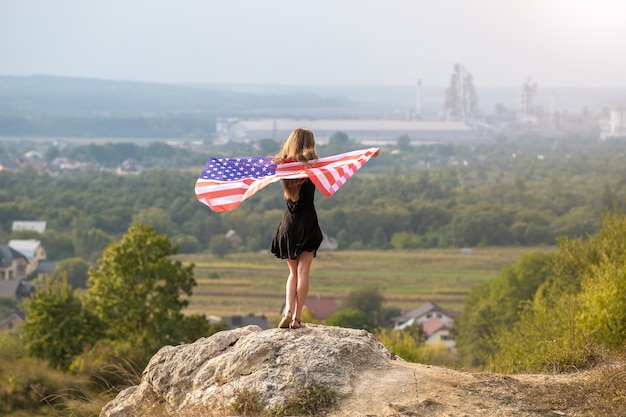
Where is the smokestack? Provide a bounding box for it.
[416,79,422,118]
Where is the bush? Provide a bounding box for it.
[0,333,81,414]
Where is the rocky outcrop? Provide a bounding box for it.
[100,324,392,416]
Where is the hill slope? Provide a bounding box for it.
[100,324,618,416]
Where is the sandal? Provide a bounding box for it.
[290,317,303,329]
[278,311,292,329]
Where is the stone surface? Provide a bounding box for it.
[100,324,392,416]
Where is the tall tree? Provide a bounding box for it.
[85,223,206,357]
[23,277,102,369]
[342,288,385,326]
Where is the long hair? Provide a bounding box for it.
[274,128,319,201]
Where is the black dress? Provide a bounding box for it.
[271,178,323,259]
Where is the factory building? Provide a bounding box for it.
[216,117,479,144]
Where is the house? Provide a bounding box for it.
[36,260,58,278]
[319,231,338,251]
[0,245,29,280]
[393,301,460,350]
[0,279,35,301]
[12,221,47,233]
[8,239,47,276]
[117,158,142,175]
[0,312,25,332]
[220,313,268,330]
[422,317,456,351]
[0,158,20,173]
[303,297,338,320]
[225,230,243,248]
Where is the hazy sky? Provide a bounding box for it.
[1,0,625,88]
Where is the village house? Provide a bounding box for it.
[0,312,25,332]
[12,220,47,234]
[0,279,35,302]
[0,158,20,173]
[393,301,460,351]
[8,239,47,277]
[0,245,29,280]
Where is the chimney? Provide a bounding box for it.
[415,79,422,118]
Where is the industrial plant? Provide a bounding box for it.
[215,63,625,145]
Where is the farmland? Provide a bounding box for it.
[176,246,552,321]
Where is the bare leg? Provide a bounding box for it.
[292,251,315,325]
[284,258,299,318]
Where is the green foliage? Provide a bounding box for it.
[485,211,626,372]
[278,382,337,416]
[390,231,423,249]
[85,223,206,358]
[455,251,553,368]
[0,333,87,415]
[341,287,384,326]
[209,234,231,258]
[451,203,514,246]
[132,207,177,236]
[23,276,103,370]
[0,297,18,319]
[229,382,337,417]
[324,308,375,330]
[375,326,424,362]
[68,339,144,391]
[230,387,264,416]
[51,257,92,289]
[174,234,203,254]
[577,261,626,348]
[376,325,458,366]
[418,341,459,366]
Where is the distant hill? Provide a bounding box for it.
[0,75,622,137]
[0,75,352,116]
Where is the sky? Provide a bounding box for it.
[1,0,625,89]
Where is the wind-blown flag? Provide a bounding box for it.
[195,147,380,212]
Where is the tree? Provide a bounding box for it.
[342,288,384,326]
[23,277,102,369]
[51,257,91,289]
[328,131,349,147]
[259,138,280,155]
[455,251,553,368]
[397,135,411,151]
[488,211,626,372]
[85,223,206,357]
[325,308,375,330]
[0,297,18,319]
[209,234,231,258]
[132,207,177,236]
[325,131,352,155]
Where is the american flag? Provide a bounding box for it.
[195,147,380,212]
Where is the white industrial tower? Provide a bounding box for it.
[443,64,478,121]
[517,78,537,124]
[415,79,422,119]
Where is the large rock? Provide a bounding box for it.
[100,324,392,416]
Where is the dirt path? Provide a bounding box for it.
[331,360,592,417]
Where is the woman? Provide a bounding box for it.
[271,128,323,329]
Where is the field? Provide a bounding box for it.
[176,246,552,322]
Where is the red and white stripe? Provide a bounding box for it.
[195,147,379,212]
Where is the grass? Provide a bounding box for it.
[516,362,626,416]
[230,382,337,417]
[177,246,549,320]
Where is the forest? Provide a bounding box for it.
[2,132,626,262]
